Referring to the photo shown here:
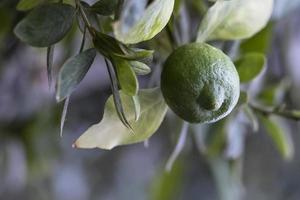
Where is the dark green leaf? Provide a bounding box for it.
[17,0,41,11]
[17,0,67,11]
[56,48,96,102]
[14,3,75,47]
[258,114,294,159]
[79,26,87,53]
[173,0,182,16]
[104,58,132,130]
[93,30,124,57]
[112,57,139,96]
[90,0,119,16]
[130,61,151,75]
[93,30,153,62]
[235,53,266,83]
[114,0,124,20]
[74,88,167,149]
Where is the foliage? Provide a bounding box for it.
[11,0,300,199]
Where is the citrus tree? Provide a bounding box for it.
[12,0,300,199]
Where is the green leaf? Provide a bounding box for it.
[240,22,273,54]
[225,117,247,159]
[113,48,154,61]
[257,86,277,106]
[130,61,151,75]
[17,0,41,11]
[112,57,139,96]
[196,0,234,42]
[60,96,70,137]
[236,91,248,106]
[14,3,75,47]
[76,1,100,33]
[150,159,184,200]
[93,30,154,62]
[258,114,294,160]
[73,88,168,149]
[257,80,290,106]
[192,119,227,156]
[90,0,119,16]
[165,121,189,172]
[196,0,273,42]
[243,105,258,132]
[114,0,175,44]
[17,0,75,11]
[56,48,96,102]
[105,58,132,130]
[173,0,183,16]
[132,95,141,121]
[205,119,227,156]
[234,53,266,83]
[288,110,300,119]
[76,1,99,33]
[208,157,243,200]
[93,30,124,57]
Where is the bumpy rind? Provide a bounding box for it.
[161,43,240,123]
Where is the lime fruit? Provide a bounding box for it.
[161,43,240,123]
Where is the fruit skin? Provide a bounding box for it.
[161,43,240,123]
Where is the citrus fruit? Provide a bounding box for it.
[209,0,274,40]
[161,43,240,123]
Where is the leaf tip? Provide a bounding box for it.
[55,93,63,103]
[72,142,77,148]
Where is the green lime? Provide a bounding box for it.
[161,43,240,123]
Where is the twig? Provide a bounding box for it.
[75,0,95,37]
[249,103,300,121]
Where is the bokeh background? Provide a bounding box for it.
[1,0,300,200]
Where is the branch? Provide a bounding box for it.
[249,103,300,121]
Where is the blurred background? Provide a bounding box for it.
[1,0,300,200]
